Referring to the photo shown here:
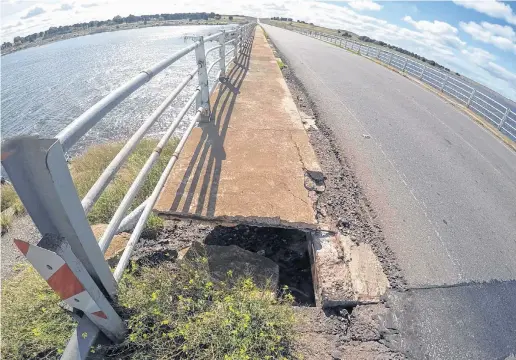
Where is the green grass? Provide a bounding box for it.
[2,258,297,360]
[277,58,286,70]
[1,265,77,359]
[110,257,296,359]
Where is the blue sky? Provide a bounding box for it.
[1,0,515,100]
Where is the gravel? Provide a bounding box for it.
[1,214,40,279]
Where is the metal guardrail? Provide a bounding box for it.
[268,23,516,142]
[2,22,256,359]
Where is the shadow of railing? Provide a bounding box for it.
[169,34,255,217]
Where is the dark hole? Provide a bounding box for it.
[46,265,53,270]
[204,225,316,306]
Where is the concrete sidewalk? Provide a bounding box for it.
[154,26,322,229]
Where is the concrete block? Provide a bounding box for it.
[310,231,389,307]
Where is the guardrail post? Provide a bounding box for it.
[1,137,118,298]
[440,74,448,92]
[377,49,381,59]
[419,66,426,79]
[388,53,393,65]
[233,30,239,63]
[467,89,475,108]
[219,30,226,80]
[195,36,210,122]
[402,58,408,72]
[498,107,509,129]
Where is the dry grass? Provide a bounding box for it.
[72,138,177,225]
[0,138,176,234]
[1,183,24,214]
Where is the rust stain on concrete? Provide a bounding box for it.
[154,27,322,229]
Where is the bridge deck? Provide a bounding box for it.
[154,27,322,229]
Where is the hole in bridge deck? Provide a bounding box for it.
[204,225,316,306]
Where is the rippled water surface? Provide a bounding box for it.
[1,25,232,155]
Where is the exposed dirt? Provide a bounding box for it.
[293,305,405,360]
[135,221,315,305]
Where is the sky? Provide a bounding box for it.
[1,0,515,101]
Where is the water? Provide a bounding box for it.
[1,25,234,156]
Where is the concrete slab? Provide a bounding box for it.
[154,27,322,229]
[310,231,389,307]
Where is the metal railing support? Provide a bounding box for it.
[499,107,509,130]
[195,36,210,122]
[388,53,393,65]
[1,137,117,298]
[420,66,426,79]
[233,31,239,63]
[402,58,408,72]
[467,89,476,108]
[15,235,126,342]
[218,30,226,79]
[440,75,448,92]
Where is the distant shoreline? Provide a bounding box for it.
[1,19,241,56]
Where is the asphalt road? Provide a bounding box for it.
[262,24,516,359]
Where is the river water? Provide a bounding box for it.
[1,25,233,156]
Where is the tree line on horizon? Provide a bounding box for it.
[2,12,226,50]
[269,17,456,75]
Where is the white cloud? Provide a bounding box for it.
[453,0,516,26]
[486,61,516,83]
[21,6,46,19]
[403,15,458,35]
[1,0,515,100]
[347,0,382,12]
[460,21,516,53]
[55,3,74,11]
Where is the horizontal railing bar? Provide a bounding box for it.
[113,107,203,281]
[117,199,148,233]
[204,32,223,42]
[205,45,222,57]
[469,103,500,124]
[207,58,221,74]
[443,88,465,102]
[471,94,505,114]
[447,77,474,91]
[423,71,445,84]
[81,67,198,214]
[423,75,443,88]
[443,87,468,101]
[474,89,508,110]
[502,119,516,133]
[56,41,204,152]
[444,79,473,94]
[98,89,200,253]
[470,99,503,120]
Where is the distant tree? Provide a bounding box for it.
[113,15,123,24]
